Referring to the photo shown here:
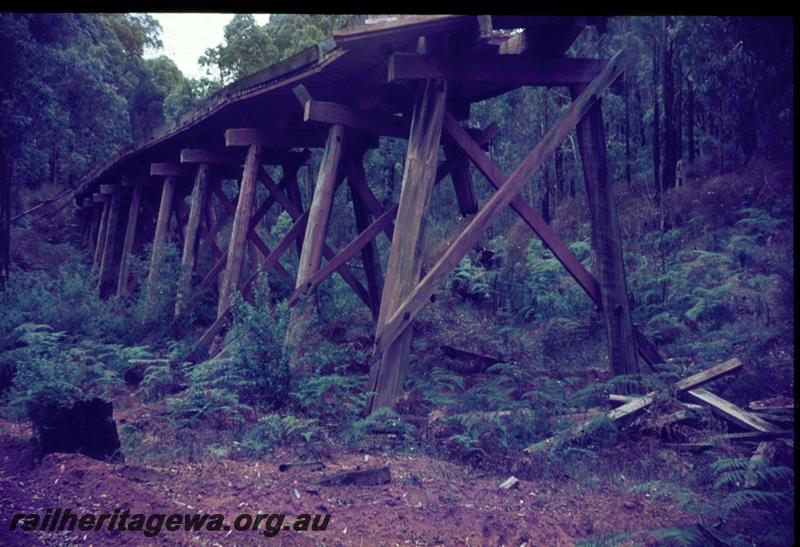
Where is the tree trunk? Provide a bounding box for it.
[652,37,661,202]
[686,76,695,164]
[0,145,9,290]
[661,16,677,189]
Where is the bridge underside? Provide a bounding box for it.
[74,15,663,413]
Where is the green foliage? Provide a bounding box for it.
[199,14,351,85]
[226,285,292,410]
[0,323,150,427]
[449,256,493,302]
[518,238,592,322]
[630,480,710,515]
[167,385,247,430]
[167,280,291,432]
[711,456,794,513]
[241,414,322,456]
[347,408,414,444]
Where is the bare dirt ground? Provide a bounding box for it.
[0,420,694,546]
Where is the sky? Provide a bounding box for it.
[143,13,271,80]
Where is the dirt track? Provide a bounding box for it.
[0,420,693,546]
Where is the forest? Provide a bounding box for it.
[0,13,794,546]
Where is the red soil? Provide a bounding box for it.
[0,420,692,546]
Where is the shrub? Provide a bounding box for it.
[241,414,322,456]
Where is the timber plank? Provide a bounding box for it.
[180,148,241,166]
[685,388,780,433]
[225,128,325,148]
[97,191,123,289]
[288,204,397,307]
[304,100,408,139]
[92,196,111,269]
[175,164,210,317]
[524,357,743,453]
[150,163,195,178]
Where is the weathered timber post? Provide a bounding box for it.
[284,124,347,365]
[443,143,478,216]
[204,191,226,290]
[97,187,123,290]
[87,202,101,252]
[217,144,264,316]
[175,163,210,317]
[347,156,384,322]
[92,194,111,269]
[145,176,177,309]
[282,159,305,257]
[366,78,448,412]
[116,183,143,296]
[572,94,640,383]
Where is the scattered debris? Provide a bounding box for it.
[441,344,505,374]
[666,431,793,451]
[526,357,744,453]
[278,461,325,472]
[744,442,780,488]
[498,476,519,489]
[747,395,794,411]
[317,465,391,487]
[684,388,779,433]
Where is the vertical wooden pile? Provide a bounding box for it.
[366,78,448,412]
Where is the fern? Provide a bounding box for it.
[645,526,704,546]
[241,414,322,455]
[711,455,795,520]
[723,490,792,513]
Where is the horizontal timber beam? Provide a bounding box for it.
[180,148,241,165]
[388,53,607,86]
[225,128,325,148]
[150,163,196,178]
[304,100,408,138]
[99,184,123,194]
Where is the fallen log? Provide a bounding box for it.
[498,476,520,489]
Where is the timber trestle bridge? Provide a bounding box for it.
[74,15,665,413]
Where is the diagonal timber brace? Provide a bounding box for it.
[442,113,663,367]
[284,123,498,311]
[367,50,633,412]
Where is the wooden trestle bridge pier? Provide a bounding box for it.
[73,15,665,414]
